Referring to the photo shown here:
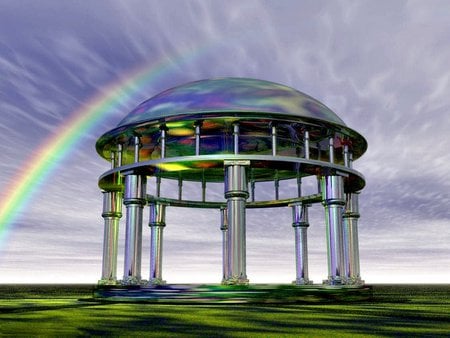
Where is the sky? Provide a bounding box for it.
[0,0,449,284]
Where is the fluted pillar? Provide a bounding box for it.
[321,175,345,285]
[292,203,312,285]
[223,160,249,285]
[148,203,166,285]
[343,192,363,285]
[99,190,122,285]
[123,174,146,285]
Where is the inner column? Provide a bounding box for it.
[148,203,166,285]
[292,203,312,285]
[343,192,363,285]
[220,207,229,283]
[223,160,249,285]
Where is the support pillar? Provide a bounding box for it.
[123,174,146,285]
[195,121,202,156]
[148,203,166,285]
[304,130,310,159]
[271,123,277,156]
[223,160,249,285]
[343,192,363,285]
[99,190,122,285]
[291,203,312,285]
[220,207,229,282]
[321,175,345,285]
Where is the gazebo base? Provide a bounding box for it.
[93,283,372,304]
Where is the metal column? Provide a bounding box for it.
[220,207,229,282]
[223,160,249,285]
[99,190,122,284]
[342,143,363,285]
[292,203,312,285]
[321,175,345,285]
[123,174,146,285]
[148,203,166,285]
[343,192,363,285]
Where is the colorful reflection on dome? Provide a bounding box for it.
[118,78,346,127]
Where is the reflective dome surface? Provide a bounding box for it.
[118,78,346,127]
[97,77,367,192]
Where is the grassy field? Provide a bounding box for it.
[0,284,449,336]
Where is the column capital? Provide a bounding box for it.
[148,203,166,227]
[123,174,147,206]
[321,175,345,206]
[291,203,310,228]
[101,191,123,219]
[343,192,360,218]
[224,164,249,199]
[224,160,250,167]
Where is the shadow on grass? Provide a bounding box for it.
[0,284,448,336]
[0,299,103,314]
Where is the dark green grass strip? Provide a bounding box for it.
[0,284,449,336]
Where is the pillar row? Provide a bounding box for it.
[149,203,166,285]
[292,203,312,285]
[99,190,122,285]
[321,175,345,285]
[123,174,146,285]
[223,160,249,285]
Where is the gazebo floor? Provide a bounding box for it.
[94,283,372,304]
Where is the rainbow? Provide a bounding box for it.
[0,49,203,244]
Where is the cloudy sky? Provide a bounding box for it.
[0,0,449,284]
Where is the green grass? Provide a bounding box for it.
[0,284,449,336]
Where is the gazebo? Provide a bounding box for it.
[96,77,367,287]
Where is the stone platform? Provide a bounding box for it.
[94,284,373,304]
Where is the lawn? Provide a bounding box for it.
[0,284,448,336]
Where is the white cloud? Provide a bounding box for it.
[0,0,449,284]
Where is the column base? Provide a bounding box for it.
[292,278,313,286]
[221,276,249,286]
[323,277,344,286]
[344,277,365,286]
[98,278,119,286]
[147,278,166,286]
[121,277,147,286]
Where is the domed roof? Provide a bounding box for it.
[117,77,347,127]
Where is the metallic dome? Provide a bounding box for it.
[118,77,346,127]
[96,77,367,190]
